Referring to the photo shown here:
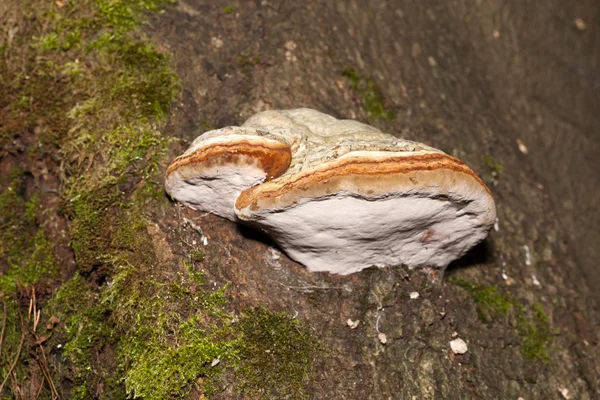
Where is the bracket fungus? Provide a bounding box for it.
[166,108,496,275]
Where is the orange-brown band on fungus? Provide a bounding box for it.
[235,153,490,210]
[165,140,292,180]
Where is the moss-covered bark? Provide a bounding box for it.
[1,0,318,398]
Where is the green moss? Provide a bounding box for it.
[517,304,551,362]
[53,220,238,399]
[0,171,57,293]
[191,249,205,262]
[341,67,361,90]
[51,274,117,398]
[39,33,60,51]
[54,259,320,399]
[224,6,236,14]
[451,277,512,322]
[237,52,260,71]
[185,260,205,284]
[341,67,396,121]
[106,264,240,400]
[0,297,26,388]
[484,155,503,178]
[451,277,552,362]
[236,307,320,399]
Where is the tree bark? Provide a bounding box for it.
[139,1,600,399]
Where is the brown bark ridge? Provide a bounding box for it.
[145,1,599,398]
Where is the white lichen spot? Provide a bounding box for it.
[524,245,531,266]
[202,236,208,246]
[284,40,297,51]
[516,138,529,154]
[267,246,281,260]
[346,318,360,329]
[450,338,468,354]
[378,332,387,344]
[265,246,282,269]
[494,217,499,232]
[211,36,224,49]
[532,275,541,286]
[409,291,420,300]
[285,40,297,62]
[558,386,570,399]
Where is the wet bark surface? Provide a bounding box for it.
[140,0,600,398]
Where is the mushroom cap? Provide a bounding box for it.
[235,150,495,274]
[231,109,495,274]
[165,126,294,220]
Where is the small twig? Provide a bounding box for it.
[38,344,59,399]
[28,297,33,321]
[32,287,38,332]
[278,282,344,292]
[33,371,45,400]
[375,312,384,333]
[0,296,7,357]
[179,235,195,248]
[33,309,41,334]
[36,352,59,399]
[29,285,59,399]
[371,290,383,311]
[9,370,20,399]
[0,327,25,393]
[183,217,204,236]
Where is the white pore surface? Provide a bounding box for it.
[243,192,491,274]
[166,164,265,221]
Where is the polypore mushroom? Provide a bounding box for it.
[165,125,300,220]
[234,109,496,274]
[167,108,496,275]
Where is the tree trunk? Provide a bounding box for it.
[1,0,598,398]
[145,0,599,398]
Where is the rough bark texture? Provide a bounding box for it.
[142,0,599,398]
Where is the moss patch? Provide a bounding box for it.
[451,277,551,362]
[0,170,57,293]
[50,274,118,398]
[53,263,320,398]
[190,249,205,262]
[517,304,551,362]
[106,264,238,399]
[236,307,320,399]
[484,155,504,178]
[451,277,512,322]
[341,67,396,121]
